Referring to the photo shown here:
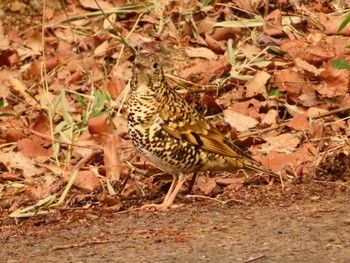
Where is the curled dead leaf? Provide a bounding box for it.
[88,117,112,134]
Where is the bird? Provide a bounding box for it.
[127,52,279,210]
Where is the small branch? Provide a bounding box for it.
[241,254,266,263]
[186,195,247,205]
[50,239,117,251]
[239,105,350,138]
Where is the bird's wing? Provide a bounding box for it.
[159,93,240,158]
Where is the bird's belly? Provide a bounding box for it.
[129,124,201,174]
[139,147,181,175]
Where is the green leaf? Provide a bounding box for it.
[332,59,350,70]
[202,0,215,7]
[75,93,87,107]
[9,194,57,218]
[269,87,284,97]
[338,13,350,33]
[0,99,4,108]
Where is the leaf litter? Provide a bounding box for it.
[0,0,349,221]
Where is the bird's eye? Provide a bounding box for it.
[152,62,158,69]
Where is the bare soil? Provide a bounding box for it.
[2,183,350,263]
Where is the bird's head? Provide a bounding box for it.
[131,53,165,92]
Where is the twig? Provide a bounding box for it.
[239,105,350,138]
[50,239,116,251]
[186,195,247,205]
[241,254,266,263]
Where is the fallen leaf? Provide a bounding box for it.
[211,27,240,41]
[88,117,112,134]
[17,135,53,159]
[0,151,45,179]
[281,39,334,63]
[108,76,126,99]
[179,60,222,79]
[94,40,109,57]
[216,177,243,186]
[317,61,349,98]
[62,170,101,192]
[245,71,271,98]
[320,14,350,35]
[261,109,278,125]
[185,47,218,60]
[294,57,323,76]
[263,9,283,36]
[223,109,259,132]
[79,0,113,10]
[287,112,309,131]
[259,133,301,154]
[196,176,217,196]
[204,34,226,54]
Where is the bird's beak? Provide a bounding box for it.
[134,60,145,69]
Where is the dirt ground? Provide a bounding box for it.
[1,183,350,263]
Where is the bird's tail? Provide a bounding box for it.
[227,156,280,180]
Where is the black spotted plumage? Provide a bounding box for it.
[127,53,278,210]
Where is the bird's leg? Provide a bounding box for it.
[183,172,198,194]
[141,175,178,210]
[161,174,178,205]
[162,173,186,208]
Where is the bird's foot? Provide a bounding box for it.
[140,203,183,211]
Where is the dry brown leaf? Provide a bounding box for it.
[230,99,261,119]
[9,77,37,106]
[94,40,109,57]
[196,175,217,196]
[204,34,226,54]
[232,0,261,14]
[307,107,328,117]
[0,151,45,179]
[102,133,123,181]
[179,60,222,79]
[256,33,283,46]
[66,70,84,85]
[63,170,101,192]
[216,177,243,186]
[258,143,317,175]
[108,76,126,99]
[259,133,301,154]
[185,47,218,60]
[17,135,53,159]
[5,128,25,142]
[79,0,113,10]
[263,9,283,36]
[274,69,304,98]
[261,109,278,125]
[88,117,112,134]
[25,32,43,56]
[245,71,270,98]
[309,121,324,139]
[320,14,350,35]
[238,44,261,60]
[281,39,334,63]
[257,151,299,174]
[317,61,349,98]
[127,32,153,48]
[298,92,318,107]
[223,109,259,132]
[211,27,240,41]
[286,112,309,131]
[0,172,23,182]
[294,57,323,76]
